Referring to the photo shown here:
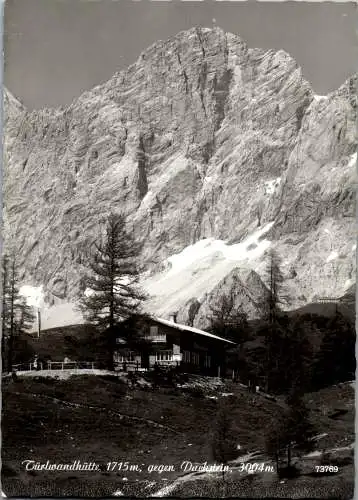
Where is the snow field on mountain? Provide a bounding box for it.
[143,222,274,317]
[19,285,44,308]
[164,222,274,276]
[20,223,274,330]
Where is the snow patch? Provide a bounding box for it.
[326,251,338,263]
[37,302,83,331]
[141,222,273,317]
[204,176,214,185]
[314,95,328,101]
[22,223,275,331]
[230,62,243,99]
[264,177,281,195]
[347,152,357,169]
[311,433,328,442]
[144,223,274,317]
[19,285,44,308]
[330,443,354,453]
[84,276,132,298]
[166,222,274,276]
[344,278,355,290]
[304,450,322,458]
[165,240,216,275]
[230,451,262,465]
[140,190,154,209]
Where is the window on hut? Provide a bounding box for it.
[182,350,191,363]
[150,325,159,337]
[155,351,173,362]
[115,351,135,363]
[192,352,200,365]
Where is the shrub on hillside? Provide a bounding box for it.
[184,386,205,398]
[266,393,316,475]
[320,450,353,467]
[146,365,180,388]
[211,409,237,464]
[277,464,300,479]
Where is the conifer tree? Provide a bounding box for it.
[1,255,35,371]
[266,393,315,476]
[260,252,313,394]
[208,286,249,344]
[279,317,313,393]
[313,312,355,388]
[1,255,8,372]
[79,213,147,370]
[261,249,288,392]
[263,249,288,325]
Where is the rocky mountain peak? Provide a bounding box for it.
[3,27,357,326]
[3,88,24,113]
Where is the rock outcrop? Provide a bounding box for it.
[191,268,270,329]
[3,27,357,326]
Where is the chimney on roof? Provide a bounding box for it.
[169,312,178,323]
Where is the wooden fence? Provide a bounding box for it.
[47,361,95,370]
[12,361,95,372]
[12,362,44,371]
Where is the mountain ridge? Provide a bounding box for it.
[3,27,357,327]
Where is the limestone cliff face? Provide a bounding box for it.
[4,27,357,323]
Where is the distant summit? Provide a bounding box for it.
[4,27,357,327]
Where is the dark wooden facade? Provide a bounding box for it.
[114,317,234,376]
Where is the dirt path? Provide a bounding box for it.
[148,438,355,497]
[149,451,264,497]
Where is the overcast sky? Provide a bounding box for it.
[4,0,358,109]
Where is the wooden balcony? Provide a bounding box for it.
[144,334,167,343]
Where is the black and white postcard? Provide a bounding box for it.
[2,0,357,497]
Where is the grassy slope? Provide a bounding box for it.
[2,375,354,497]
[174,382,355,499]
[289,301,355,324]
[23,324,99,362]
